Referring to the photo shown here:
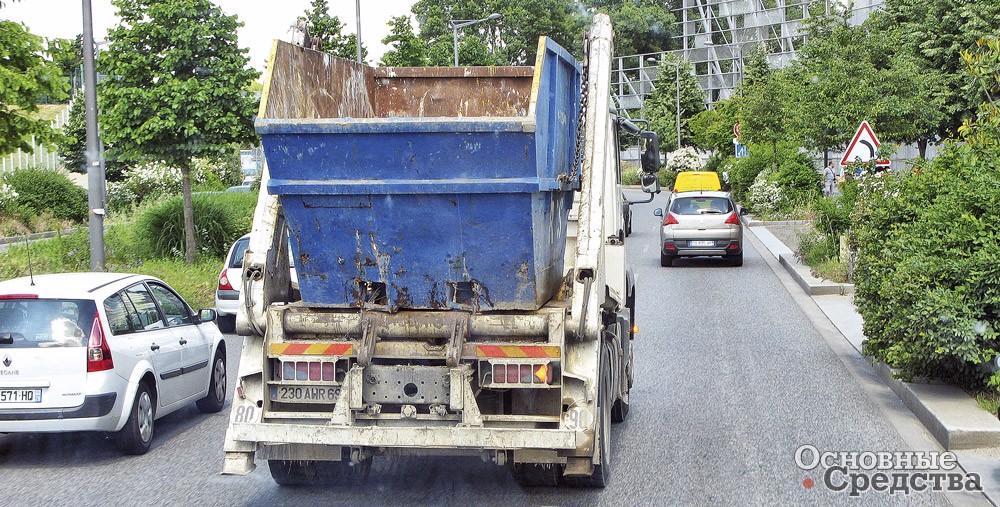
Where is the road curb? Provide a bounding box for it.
[0,228,78,246]
[748,222,1000,452]
[875,363,1000,451]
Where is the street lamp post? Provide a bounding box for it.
[448,13,502,67]
[648,57,682,150]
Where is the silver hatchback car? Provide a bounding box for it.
[0,273,227,455]
[653,191,747,267]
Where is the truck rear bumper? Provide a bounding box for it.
[229,422,578,450]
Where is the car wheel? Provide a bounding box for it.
[217,314,236,333]
[731,253,744,267]
[116,381,155,455]
[660,253,673,267]
[196,348,227,413]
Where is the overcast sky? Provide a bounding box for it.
[1,0,418,70]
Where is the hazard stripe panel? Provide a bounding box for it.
[475,345,560,358]
[269,343,353,356]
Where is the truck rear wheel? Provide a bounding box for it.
[568,348,611,488]
[268,460,319,486]
[512,462,562,487]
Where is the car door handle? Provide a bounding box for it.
[179,338,187,345]
[150,343,160,351]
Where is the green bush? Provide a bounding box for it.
[813,180,859,238]
[134,192,256,258]
[727,142,820,205]
[854,144,1000,390]
[3,168,87,222]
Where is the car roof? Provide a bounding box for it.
[0,272,153,299]
[671,190,733,199]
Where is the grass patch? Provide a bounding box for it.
[0,225,224,311]
[35,104,68,122]
[976,392,999,417]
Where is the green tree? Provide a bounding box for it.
[0,21,68,156]
[380,16,429,66]
[99,0,259,263]
[639,55,704,151]
[739,50,792,169]
[411,0,580,66]
[582,0,675,56]
[689,96,742,155]
[56,96,86,173]
[879,0,1000,153]
[303,0,368,61]
[47,36,82,95]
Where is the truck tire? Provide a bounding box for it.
[512,462,561,487]
[569,347,611,488]
[268,460,320,486]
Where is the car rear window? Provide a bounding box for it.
[228,237,250,268]
[670,196,733,215]
[0,299,97,348]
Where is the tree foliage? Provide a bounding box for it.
[47,36,83,93]
[380,16,429,66]
[639,55,704,151]
[878,0,1000,144]
[582,0,675,56]
[411,0,581,66]
[0,21,68,156]
[99,0,259,262]
[304,0,368,61]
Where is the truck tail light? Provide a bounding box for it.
[490,362,552,385]
[663,212,679,226]
[86,312,114,372]
[275,359,339,382]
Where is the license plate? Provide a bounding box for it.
[689,240,715,247]
[270,385,341,404]
[0,388,41,403]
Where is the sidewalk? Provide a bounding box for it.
[748,222,1000,504]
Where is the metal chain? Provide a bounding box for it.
[566,32,590,185]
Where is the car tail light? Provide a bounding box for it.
[663,212,680,226]
[728,242,741,250]
[86,312,114,372]
[725,212,741,225]
[218,270,234,291]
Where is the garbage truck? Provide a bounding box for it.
[222,14,661,487]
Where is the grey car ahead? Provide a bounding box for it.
[653,190,747,267]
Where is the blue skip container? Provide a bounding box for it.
[257,38,580,311]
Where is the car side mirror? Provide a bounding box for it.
[740,207,749,216]
[653,208,663,217]
[198,308,217,323]
[640,131,660,173]
[640,172,660,194]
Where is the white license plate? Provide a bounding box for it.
[270,385,340,404]
[0,388,41,403]
[689,240,715,247]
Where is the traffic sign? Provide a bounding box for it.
[733,122,741,137]
[840,120,890,167]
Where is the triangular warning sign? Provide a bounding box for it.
[840,120,889,167]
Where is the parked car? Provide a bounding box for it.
[215,234,297,333]
[215,234,251,333]
[653,191,747,267]
[0,272,226,455]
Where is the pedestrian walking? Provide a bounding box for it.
[823,162,837,196]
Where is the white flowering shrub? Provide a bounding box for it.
[0,183,19,214]
[664,147,702,172]
[746,170,784,215]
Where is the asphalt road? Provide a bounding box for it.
[0,192,984,506]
